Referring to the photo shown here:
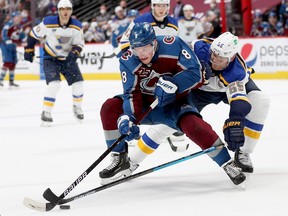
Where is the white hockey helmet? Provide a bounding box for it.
[183,4,194,11]
[210,32,239,62]
[151,0,170,19]
[57,0,73,11]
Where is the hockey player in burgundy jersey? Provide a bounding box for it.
[99,22,246,186]
[0,11,25,88]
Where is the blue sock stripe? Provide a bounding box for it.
[142,133,160,150]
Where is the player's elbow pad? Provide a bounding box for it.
[229,100,252,118]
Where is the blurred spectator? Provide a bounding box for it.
[47,0,57,15]
[261,12,282,36]
[200,15,214,37]
[95,4,111,29]
[250,10,266,37]
[0,0,8,41]
[284,19,288,35]
[112,6,129,26]
[279,0,288,25]
[85,21,106,42]
[82,21,93,42]
[20,8,32,36]
[119,0,128,16]
[111,9,140,57]
[205,10,221,38]
[172,0,184,19]
[177,4,204,43]
[206,0,220,22]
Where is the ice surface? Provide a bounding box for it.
[0,80,287,216]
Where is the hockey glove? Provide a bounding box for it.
[223,118,245,152]
[200,60,212,81]
[66,51,78,63]
[24,47,35,63]
[153,76,178,107]
[117,114,140,141]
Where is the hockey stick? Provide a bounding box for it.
[23,98,158,212]
[101,52,116,59]
[23,143,224,211]
[36,55,114,60]
[167,137,189,152]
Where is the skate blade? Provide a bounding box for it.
[9,86,19,90]
[234,181,246,191]
[100,170,132,185]
[74,116,84,123]
[41,121,52,127]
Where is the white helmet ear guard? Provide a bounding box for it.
[210,32,239,62]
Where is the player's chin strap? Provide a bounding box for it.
[23,98,158,212]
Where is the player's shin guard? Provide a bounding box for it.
[0,68,7,86]
[130,124,175,164]
[100,97,127,152]
[179,114,245,185]
[41,81,61,126]
[242,91,270,154]
[72,81,84,107]
[43,81,61,113]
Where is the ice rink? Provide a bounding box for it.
[0,80,287,216]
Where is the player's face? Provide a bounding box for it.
[59,7,72,22]
[153,4,169,19]
[210,51,229,70]
[133,42,156,64]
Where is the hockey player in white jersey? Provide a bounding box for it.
[24,0,85,126]
[190,32,270,173]
[116,0,178,55]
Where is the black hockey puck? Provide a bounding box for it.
[59,205,70,210]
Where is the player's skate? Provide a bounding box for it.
[73,105,84,122]
[223,160,246,185]
[9,81,19,88]
[0,80,3,87]
[99,152,139,185]
[235,149,253,173]
[41,111,53,127]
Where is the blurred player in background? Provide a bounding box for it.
[0,11,25,88]
[117,0,178,55]
[111,9,140,58]
[177,4,205,43]
[24,0,85,126]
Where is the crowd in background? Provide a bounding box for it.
[0,0,288,45]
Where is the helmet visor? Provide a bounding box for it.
[131,41,156,57]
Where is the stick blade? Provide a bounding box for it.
[23,197,55,212]
[43,187,59,203]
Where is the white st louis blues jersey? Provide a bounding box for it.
[119,12,178,52]
[30,16,84,58]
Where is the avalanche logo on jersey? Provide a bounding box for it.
[139,70,160,95]
[241,43,257,67]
